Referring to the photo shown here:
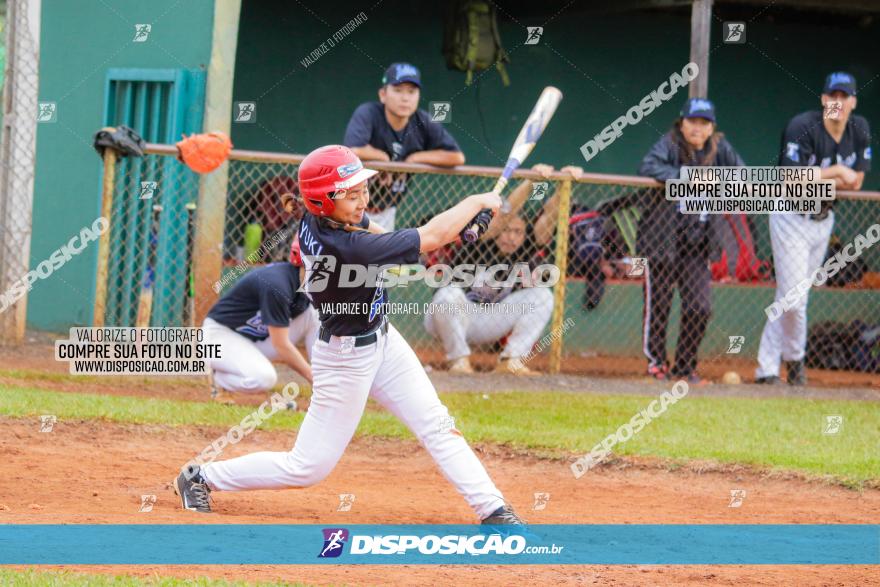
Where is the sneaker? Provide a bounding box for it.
[785,360,807,386]
[481,504,526,526]
[495,358,538,376]
[755,375,781,385]
[173,464,212,513]
[647,364,668,381]
[448,357,474,374]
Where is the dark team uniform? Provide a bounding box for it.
[183,141,516,524]
[343,102,461,209]
[297,212,421,336]
[638,133,746,376]
[779,110,871,218]
[755,109,872,381]
[207,262,311,341]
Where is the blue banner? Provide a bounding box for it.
[0,525,877,565]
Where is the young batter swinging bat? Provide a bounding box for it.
[462,86,563,242]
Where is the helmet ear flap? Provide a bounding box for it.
[297,145,363,216]
[304,192,337,216]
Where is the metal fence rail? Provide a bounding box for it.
[95,143,880,377]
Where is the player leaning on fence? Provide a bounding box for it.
[343,62,465,231]
[637,98,746,385]
[424,164,582,375]
[755,72,872,386]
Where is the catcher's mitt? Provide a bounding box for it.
[176,131,233,174]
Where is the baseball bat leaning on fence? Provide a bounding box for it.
[461,86,563,242]
[184,202,197,327]
[136,204,163,327]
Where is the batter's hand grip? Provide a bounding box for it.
[461,209,494,243]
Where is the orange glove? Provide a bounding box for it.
[176,131,233,174]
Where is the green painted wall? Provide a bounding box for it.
[29,0,215,330]
[231,0,880,193]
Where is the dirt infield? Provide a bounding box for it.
[2,417,879,586]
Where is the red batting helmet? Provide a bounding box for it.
[289,234,302,267]
[297,145,378,217]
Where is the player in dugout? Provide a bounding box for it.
[343,62,465,231]
[424,164,583,375]
[755,72,871,386]
[637,97,746,385]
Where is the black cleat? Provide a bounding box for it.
[173,464,212,513]
[481,504,526,526]
[755,375,781,385]
[785,360,807,386]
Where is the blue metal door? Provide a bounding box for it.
[101,68,205,326]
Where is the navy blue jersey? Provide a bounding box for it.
[207,263,311,342]
[343,102,461,211]
[298,213,421,336]
[637,133,746,262]
[779,110,871,171]
[343,102,461,162]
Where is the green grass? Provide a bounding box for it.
[0,569,318,587]
[1,383,878,485]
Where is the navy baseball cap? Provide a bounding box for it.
[680,97,716,122]
[823,72,857,96]
[382,62,421,88]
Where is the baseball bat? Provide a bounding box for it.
[462,86,563,242]
[184,202,197,327]
[136,204,163,328]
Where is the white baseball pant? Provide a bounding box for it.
[202,306,320,393]
[423,286,554,361]
[200,323,506,520]
[756,212,834,378]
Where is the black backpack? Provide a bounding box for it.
[823,237,868,287]
[806,321,861,371]
[443,0,510,86]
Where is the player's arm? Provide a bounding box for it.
[405,149,465,167]
[638,136,681,181]
[410,113,465,167]
[350,145,390,162]
[268,326,313,384]
[417,192,502,252]
[483,163,554,240]
[820,164,859,188]
[836,118,871,191]
[720,139,747,168]
[344,104,390,162]
[850,171,865,190]
[534,165,583,246]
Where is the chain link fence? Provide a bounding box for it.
[96,144,880,379]
[0,0,41,343]
[94,150,200,328]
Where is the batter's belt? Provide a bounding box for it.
[318,319,389,347]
